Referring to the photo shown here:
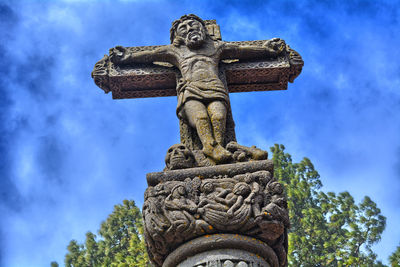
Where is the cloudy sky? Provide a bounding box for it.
[1,0,399,266]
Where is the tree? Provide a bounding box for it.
[55,145,393,266]
[271,144,386,266]
[390,244,400,267]
[61,200,149,267]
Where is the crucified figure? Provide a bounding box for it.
[110,14,285,163]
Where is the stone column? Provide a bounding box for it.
[143,160,289,267]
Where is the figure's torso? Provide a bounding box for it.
[174,40,224,84]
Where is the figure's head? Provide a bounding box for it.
[244,173,254,184]
[267,181,283,195]
[165,143,195,170]
[171,184,186,198]
[233,182,251,196]
[170,14,208,49]
[201,181,214,194]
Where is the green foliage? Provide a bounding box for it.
[390,244,400,267]
[62,200,149,267]
[271,144,387,266]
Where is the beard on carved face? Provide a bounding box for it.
[185,30,205,49]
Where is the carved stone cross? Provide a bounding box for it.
[92,15,303,165]
[92,15,302,266]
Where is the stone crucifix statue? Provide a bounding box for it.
[92,14,304,267]
[108,14,286,164]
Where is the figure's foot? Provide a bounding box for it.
[214,144,232,163]
[203,143,232,163]
[250,145,268,160]
[226,141,268,161]
[202,142,216,159]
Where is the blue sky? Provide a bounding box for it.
[1,0,399,266]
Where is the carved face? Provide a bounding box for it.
[201,181,214,194]
[233,182,251,196]
[171,185,186,198]
[176,19,206,49]
[165,144,195,170]
[268,182,283,195]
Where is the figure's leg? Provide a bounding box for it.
[207,101,232,162]
[184,100,231,163]
[207,101,227,146]
[183,100,216,156]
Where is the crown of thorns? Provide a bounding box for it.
[170,14,207,43]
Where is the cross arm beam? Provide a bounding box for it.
[91,40,303,99]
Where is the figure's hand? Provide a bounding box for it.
[110,46,127,64]
[264,38,286,55]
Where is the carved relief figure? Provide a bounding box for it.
[242,173,263,220]
[263,181,290,227]
[198,181,228,213]
[197,180,252,228]
[142,187,170,260]
[164,184,197,240]
[110,14,285,163]
[226,182,252,216]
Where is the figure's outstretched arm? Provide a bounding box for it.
[220,38,286,60]
[109,45,176,65]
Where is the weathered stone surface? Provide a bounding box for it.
[149,158,273,186]
[91,22,303,100]
[93,14,298,267]
[92,14,303,164]
[91,45,301,99]
[165,143,196,170]
[163,234,278,267]
[162,141,268,171]
[143,161,289,267]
